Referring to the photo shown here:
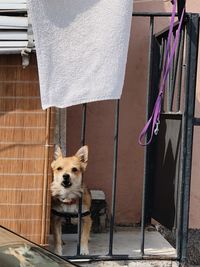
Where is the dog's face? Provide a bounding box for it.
[51,146,88,200]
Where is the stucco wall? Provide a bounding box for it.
[190,45,200,228]
[185,1,200,229]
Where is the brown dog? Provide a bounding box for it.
[50,145,92,255]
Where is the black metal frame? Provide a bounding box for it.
[179,13,199,262]
[177,0,186,20]
[61,12,199,265]
[142,12,199,265]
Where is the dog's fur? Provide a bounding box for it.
[50,145,92,256]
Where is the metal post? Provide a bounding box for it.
[176,28,185,111]
[169,29,183,111]
[77,103,87,255]
[176,23,189,259]
[179,14,199,263]
[108,99,120,256]
[140,16,154,256]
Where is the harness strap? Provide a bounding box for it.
[138,0,185,146]
[51,209,91,218]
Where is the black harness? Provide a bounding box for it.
[51,209,91,218]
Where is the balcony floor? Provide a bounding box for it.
[48,227,176,258]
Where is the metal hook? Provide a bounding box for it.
[154,120,160,135]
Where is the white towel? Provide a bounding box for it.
[28,0,133,109]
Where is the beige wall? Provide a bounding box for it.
[66,0,200,227]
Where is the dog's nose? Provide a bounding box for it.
[63,174,70,181]
[62,174,72,188]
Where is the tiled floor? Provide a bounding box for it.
[48,228,176,258]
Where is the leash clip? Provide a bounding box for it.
[154,120,160,135]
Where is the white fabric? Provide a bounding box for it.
[28,0,133,109]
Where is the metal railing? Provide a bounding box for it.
[60,12,200,265]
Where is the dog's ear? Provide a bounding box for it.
[51,146,63,169]
[75,145,88,171]
[54,145,63,159]
[51,160,56,170]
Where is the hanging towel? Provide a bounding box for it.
[27,0,133,109]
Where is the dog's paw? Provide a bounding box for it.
[80,246,89,255]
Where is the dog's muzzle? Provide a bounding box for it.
[61,174,72,188]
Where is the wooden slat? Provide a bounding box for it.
[0,144,52,157]
[0,128,47,143]
[0,99,42,111]
[0,114,55,127]
[0,113,46,127]
[0,159,45,173]
[0,66,38,81]
[0,175,46,188]
[0,83,39,97]
[0,161,53,174]
[0,190,43,204]
[0,54,37,65]
[0,205,45,219]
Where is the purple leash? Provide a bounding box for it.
[138,0,185,146]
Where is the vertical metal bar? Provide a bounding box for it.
[57,108,67,155]
[81,104,87,147]
[159,38,166,77]
[176,17,190,262]
[77,190,83,255]
[169,30,182,111]
[176,14,199,262]
[108,99,120,256]
[180,14,199,263]
[176,28,185,112]
[177,0,186,21]
[168,33,174,111]
[160,38,166,111]
[173,27,185,241]
[166,35,172,112]
[140,16,154,256]
[77,103,87,255]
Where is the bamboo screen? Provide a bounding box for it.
[0,54,55,245]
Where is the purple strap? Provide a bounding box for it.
[138,0,185,146]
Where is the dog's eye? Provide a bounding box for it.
[71,167,78,173]
[57,167,63,171]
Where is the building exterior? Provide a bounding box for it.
[0,0,199,265]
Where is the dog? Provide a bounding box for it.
[50,145,92,256]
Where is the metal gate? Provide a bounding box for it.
[142,12,199,264]
[0,7,199,266]
[61,12,199,265]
